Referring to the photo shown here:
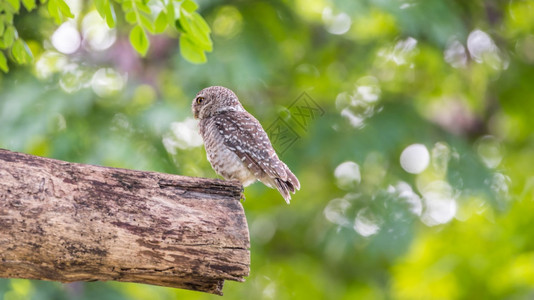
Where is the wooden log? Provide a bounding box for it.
[0,149,249,295]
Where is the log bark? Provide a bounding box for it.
[0,149,249,295]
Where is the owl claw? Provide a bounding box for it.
[229,179,245,201]
[240,185,246,201]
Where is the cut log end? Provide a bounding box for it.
[0,149,250,295]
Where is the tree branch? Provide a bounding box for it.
[0,149,249,295]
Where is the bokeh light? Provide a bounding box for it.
[467,29,508,70]
[444,38,467,68]
[51,21,81,54]
[212,6,243,38]
[91,68,126,97]
[322,7,351,35]
[35,51,68,79]
[476,135,502,169]
[324,197,351,227]
[400,144,430,174]
[163,118,204,154]
[420,181,457,226]
[354,207,381,237]
[334,161,361,190]
[390,181,423,216]
[82,11,117,51]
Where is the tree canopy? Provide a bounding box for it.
[1,0,534,299]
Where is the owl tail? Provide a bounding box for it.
[274,170,300,204]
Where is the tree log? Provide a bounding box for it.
[0,149,249,295]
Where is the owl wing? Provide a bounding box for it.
[212,111,288,182]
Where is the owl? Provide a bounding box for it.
[192,86,300,204]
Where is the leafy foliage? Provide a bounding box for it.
[94,0,116,28]
[47,0,74,23]
[0,0,212,72]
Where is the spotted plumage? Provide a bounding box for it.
[192,86,300,204]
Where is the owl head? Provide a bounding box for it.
[192,86,244,119]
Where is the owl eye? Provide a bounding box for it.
[196,97,205,104]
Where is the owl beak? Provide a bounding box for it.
[193,110,199,119]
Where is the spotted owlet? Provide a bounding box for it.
[192,86,300,204]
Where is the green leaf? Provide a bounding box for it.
[136,2,150,14]
[154,11,168,33]
[177,13,191,33]
[104,3,116,28]
[125,11,136,24]
[181,0,198,13]
[1,26,16,50]
[165,1,175,26]
[1,3,16,15]
[4,11,13,23]
[22,0,36,11]
[94,0,106,16]
[48,0,74,23]
[139,13,155,34]
[166,1,175,28]
[175,19,185,33]
[0,18,5,36]
[11,39,33,64]
[187,12,212,51]
[180,34,206,64]
[129,24,149,56]
[191,11,210,33]
[6,0,20,12]
[0,51,8,73]
[48,0,61,23]
[56,0,74,18]
[94,0,116,28]
[11,40,24,63]
[121,1,132,11]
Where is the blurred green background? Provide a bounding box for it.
[2,0,534,299]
